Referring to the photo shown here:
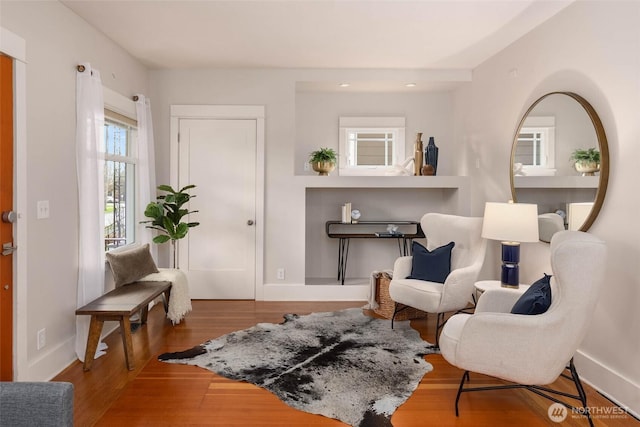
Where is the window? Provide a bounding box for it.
[516,127,550,166]
[346,130,395,166]
[339,117,405,175]
[514,116,556,175]
[104,109,137,250]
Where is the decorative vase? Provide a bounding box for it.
[312,161,335,176]
[424,136,439,175]
[413,133,423,176]
[574,161,599,176]
[421,164,435,176]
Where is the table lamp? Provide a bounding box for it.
[481,201,539,288]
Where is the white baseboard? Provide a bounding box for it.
[262,283,369,301]
[575,350,640,419]
[27,324,119,381]
[25,336,77,381]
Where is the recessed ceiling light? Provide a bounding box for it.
[405,83,417,88]
[339,83,350,88]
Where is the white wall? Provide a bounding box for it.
[149,70,466,290]
[454,1,640,415]
[1,1,148,380]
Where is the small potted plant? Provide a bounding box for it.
[309,147,337,176]
[570,148,600,176]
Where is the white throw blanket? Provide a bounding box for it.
[139,268,191,325]
[362,269,393,310]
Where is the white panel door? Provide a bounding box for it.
[178,118,256,299]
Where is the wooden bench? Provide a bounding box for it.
[75,281,171,371]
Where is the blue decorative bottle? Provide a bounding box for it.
[424,137,439,175]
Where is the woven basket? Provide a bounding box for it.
[373,272,427,320]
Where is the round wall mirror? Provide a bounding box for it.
[510,92,609,242]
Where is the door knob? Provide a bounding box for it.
[1,211,17,223]
[247,220,254,226]
[3,285,8,290]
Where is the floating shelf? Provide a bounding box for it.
[514,176,599,189]
[298,175,468,189]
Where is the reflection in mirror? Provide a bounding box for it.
[514,116,556,176]
[510,92,609,241]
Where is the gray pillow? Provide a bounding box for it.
[106,243,159,287]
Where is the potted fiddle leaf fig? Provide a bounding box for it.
[570,148,600,176]
[141,184,200,266]
[309,147,337,176]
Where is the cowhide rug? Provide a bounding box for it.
[158,308,436,427]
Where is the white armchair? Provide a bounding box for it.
[538,212,565,243]
[389,213,487,345]
[439,231,607,426]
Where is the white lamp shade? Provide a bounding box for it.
[482,202,539,243]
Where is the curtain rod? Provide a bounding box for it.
[76,65,139,102]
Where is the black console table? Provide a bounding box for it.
[325,220,424,285]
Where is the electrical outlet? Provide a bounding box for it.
[303,162,310,172]
[37,328,46,350]
[276,268,285,280]
[37,200,50,219]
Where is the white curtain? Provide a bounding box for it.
[75,63,107,362]
[135,94,157,261]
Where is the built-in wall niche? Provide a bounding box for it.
[295,90,454,176]
[304,187,460,285]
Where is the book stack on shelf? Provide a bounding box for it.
[341,202,352,223]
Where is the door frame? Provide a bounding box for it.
[1,26,27,380]
[170,105,265,300]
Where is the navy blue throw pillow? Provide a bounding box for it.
[511,273,552,315]
[408,241,455,284]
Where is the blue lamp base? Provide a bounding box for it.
[501,242,520,288]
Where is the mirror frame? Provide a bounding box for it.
[510,91,609,232]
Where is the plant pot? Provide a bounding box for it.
[311,161,335,176]
[575,161,599,176]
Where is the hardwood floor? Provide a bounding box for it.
[54,300,636,426]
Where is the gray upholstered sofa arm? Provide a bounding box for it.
[0,382,74,427]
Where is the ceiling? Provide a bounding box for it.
[61,0,572,72]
